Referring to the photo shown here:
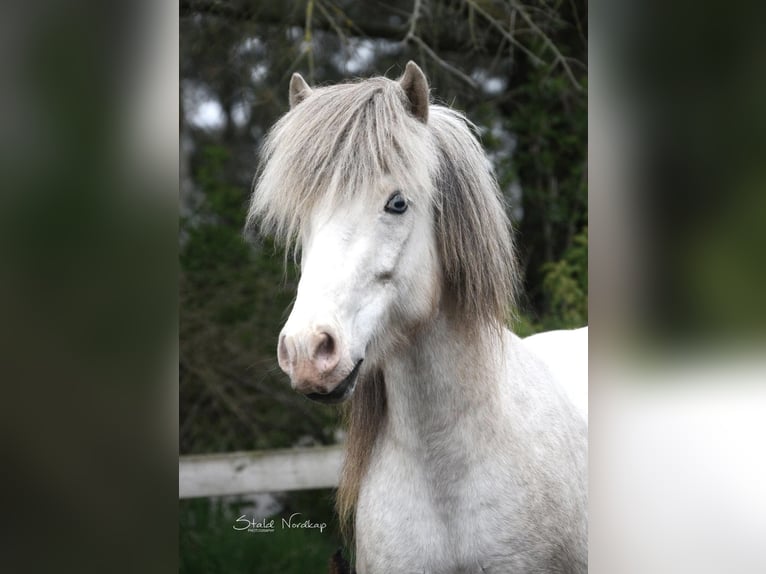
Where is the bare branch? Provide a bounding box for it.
[508,0,582,90]
[404,0,423,41]
[409,34,478,88]
[398,0,477,88]
[352,0,483,94]
[463,0,584,91]
[305,0,316,82]
[315,0,348,46]
[568,0,588,48]
[463,0,544,67]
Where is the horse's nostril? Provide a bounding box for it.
[315,332,335,359]
[312,331,340,374]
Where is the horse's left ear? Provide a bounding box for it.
[399,61,429,123]
[289,73,313,108]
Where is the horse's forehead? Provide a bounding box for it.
[307,190,381,228]
[315,173,399,211]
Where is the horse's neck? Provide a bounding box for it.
[382,313,509,454]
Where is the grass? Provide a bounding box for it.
[180,490,347,574]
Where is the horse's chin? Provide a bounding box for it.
[304,359,363,404]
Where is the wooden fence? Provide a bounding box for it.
[179,445,344,498]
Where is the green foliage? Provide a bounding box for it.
[180,491,344,574]
[541,226,588,329]
[508,69,588,326]
[180,145,339,455]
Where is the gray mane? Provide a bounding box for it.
[248,74,517,328]
[247,77,435,248]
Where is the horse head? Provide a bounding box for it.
[275,63,440,403]
[249,62,514,403]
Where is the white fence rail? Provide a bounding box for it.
[179,445,344,499]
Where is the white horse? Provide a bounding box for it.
[248,62,587,573]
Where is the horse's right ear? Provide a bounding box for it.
[399,61,429,123]
[289,73,313,108]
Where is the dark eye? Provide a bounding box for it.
[384,191,408,214]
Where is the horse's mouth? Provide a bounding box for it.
[305,360,363,404]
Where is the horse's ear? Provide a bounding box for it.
[289,73,313,108]
[399,61,429,123]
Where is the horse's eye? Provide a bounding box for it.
[384,192,408,214]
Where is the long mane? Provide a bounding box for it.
[247,77,436,250]
[429,106,518,326]
[247,73,517,539]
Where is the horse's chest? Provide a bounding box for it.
[354,444,530,573]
